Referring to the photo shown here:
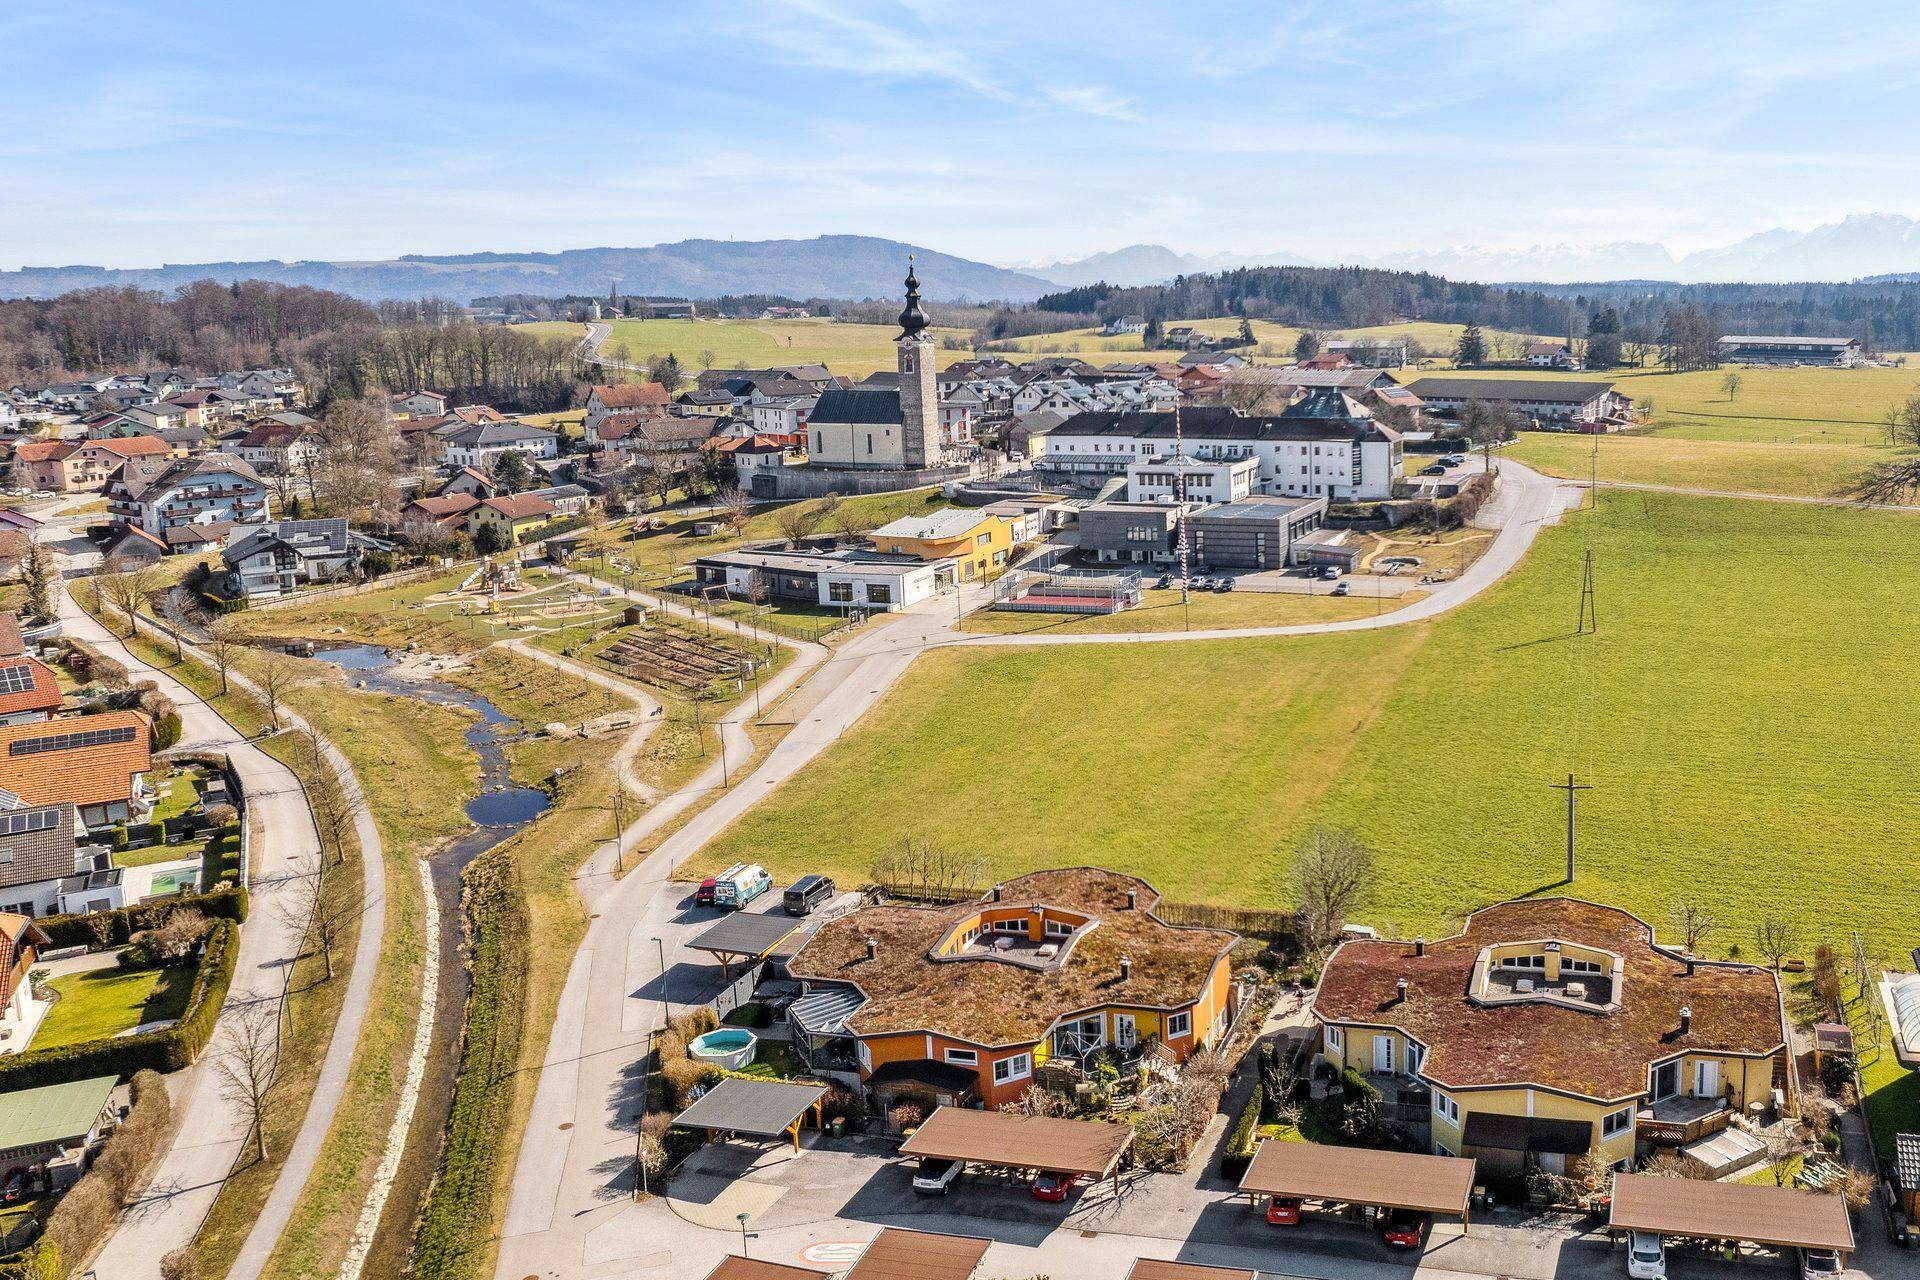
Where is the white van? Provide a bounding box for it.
[713,863,772,910]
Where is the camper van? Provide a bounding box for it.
[712,864,772,910]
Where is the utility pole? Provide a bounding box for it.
[1576,549,1598,634]
[612,787,629,874]
[1550,773,1591,884]
[1174,402,1191,629]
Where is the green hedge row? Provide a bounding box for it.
[34,885,248,949]
[0,919,239,1089]
[408,843,529,1280]
[1218,1082,1265,1179]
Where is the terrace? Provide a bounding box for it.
[1469,939,1623,1014]
[1638,1093,1734,1145]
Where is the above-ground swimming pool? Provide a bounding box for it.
[688,1027,758,1071]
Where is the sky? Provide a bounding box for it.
[7,0,1920,269]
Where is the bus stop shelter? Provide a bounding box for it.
[843,1228,991,1280]
[700,1260,829,1280]
[898,1106,1135,1195]
[1238,1139,1477,1222]
[1609,1173,1854,1261]
[672,1077,828,1154]
[1126,1260,1254,1280]
[690,911,807,979]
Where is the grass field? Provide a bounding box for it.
[1452,363,1920,502]
[700,490,1920,954]
[979,318,1548,364]
[960,586,1411,635]
[517,316,976,377]
[35,965,194,1048]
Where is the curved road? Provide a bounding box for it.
[493,461,1579,1279]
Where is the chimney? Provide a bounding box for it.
[1396,978,1409,1003]
[865,937,877,961]
[1119,954,1132,982]
[1685,957,1695,977]
[992,883,1004,902]
[1679,1005,1692,1034]
[1414,936,1425,957]
[1126,887,1138,910]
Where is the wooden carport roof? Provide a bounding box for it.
[1609,1173,1854,1254]
[1126,1260,1254,1280]
[1238,1139,1476,1219]
[843,1228,990,1280]
[897,1106,1134,1179]
[700,1260,829,1280]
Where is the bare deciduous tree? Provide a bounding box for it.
[1753,914,1799,970]
[276,861,341,981]
[867,838,985,903]
[1720,370,1744,401]
[316,394,403,522]
[771,501,820,547]
[254,649,299,729]
[212,1001,280,1162]
[97,561,163,637]
[204,617,241,696]
[1668,900,1717,956]
[715,485,751,536]
[1291,827,1375,950]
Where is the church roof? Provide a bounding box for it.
[811,388,901,426]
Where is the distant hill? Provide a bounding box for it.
[0,235,1056,306]
[1026,244,1307,288]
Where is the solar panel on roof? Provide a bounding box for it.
[0,664,37,694]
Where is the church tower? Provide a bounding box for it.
[896,256,941,468]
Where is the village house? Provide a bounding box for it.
[391,390,449,419]
[784,869,1239,1111]
[0,615,64,727]
[11,436,170,493]
[525,483,589,517]
[592,415,715,469]
[0,914,48,1042]
[105,453,270,551]
[465,493,555,545]
[1313,898,1794,1177]
[400,492,480,532]
[1526,342,1583,369]
[439,420,558,471]
[0,710,154,831]
[233,420,325,476]
[1324,338,1410,369]
[221,518,389,600]
[869,508,1020,583]
[710,434,799,484]
[439,466,500,499]
[584,382,670,436]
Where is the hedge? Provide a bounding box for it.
[408,843,529,1280]
[0,919,238,1089]
[34,886,248,949]
[1218,1082,1264,1179]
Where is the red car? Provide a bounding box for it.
[1265,1195,1302,1226]
[1380,1209,1426,1248]
[1030,1171,1083,1202]
[695,876,720,907]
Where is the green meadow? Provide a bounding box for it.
[700,491,1920,955]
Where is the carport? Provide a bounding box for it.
[1608,1172,1854,1263]
[671,1077,828,1154]
[700,1261,829,1280]
[1237,1139,1476,1223]
[691,911,807,979]
[1126,1261,1253,1280]
[843,1228,990,1280]
[897,1105,1135,1196]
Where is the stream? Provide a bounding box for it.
[300,641,550,1275]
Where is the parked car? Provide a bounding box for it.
[1331,582,1350,596]
[1155,573,1171,589]
[1379,1209,1426,1248]
[1798,1248,1845,1278]
[1319,565,1342,580]
[1031,1171,1083,1202]
[1264,1195,1302,1226]
[912,1156,962,1196]
[1,1172,22,1203]
[712,863,772,910]
[695,862,747,907]
[1626,1231,1666,1279]
[1211,577,1231,592]
[783,874,835,915]
[1419,463,1447,476]
[1443,453,1467,466]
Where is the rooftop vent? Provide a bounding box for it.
[1126,887,1138,910]
[1119,954,1132,982]
[1395,978,1409,1003]
[865,937,877,961]
[1679,1005,1692,1034]
[1414,936,1425,957]
[992,884,1004,902]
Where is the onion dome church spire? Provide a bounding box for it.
[897,254,930,339]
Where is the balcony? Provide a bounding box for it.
[1636,1094,1732,1145]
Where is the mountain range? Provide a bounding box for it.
[3,216,1917,306]
[1029,214,1920,288]
[0,235,1057,306]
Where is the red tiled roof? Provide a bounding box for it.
[0,657,63,718]
[12,441,73,463]
[480,493,555,521]
[448,405,505,425]
[0,709,152,810]
[405,493,480,522]
[593,382,670,409]
[1313,898,1788,1101]
[0,613,23,658]
[93,435,172,459]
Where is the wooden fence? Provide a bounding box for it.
[874,880,1298,940]
[245,560,464,611]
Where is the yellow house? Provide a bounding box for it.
[465,493,555,546]
[785,868,1238,1113]
[869,508,1017,584]
[1313,898,1792,1178]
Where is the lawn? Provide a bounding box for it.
[700,490,1920,952]
[960,586,1411,635]
[983,318,1548,366]
[36,965,194,1048]
[517,316,977,378]
[1505,432,1899,503]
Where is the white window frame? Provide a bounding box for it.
[992,1053,1032,1085]
[1602,1106,1633,1139]
[1326,1025,1343,1054]
[857,1041,872,1072]
[1166,1010,1192,1039]
[1432,1090,1460,1125]
[943,1048,979,1066]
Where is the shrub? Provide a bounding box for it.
[1818,1050,1858,1097]
[1218,1083,1264,1179]
[204,802,238,827]
[153,711,183,750]
[12,1069,171,1277]
[34,887,248,950]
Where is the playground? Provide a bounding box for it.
[411,559,631,635]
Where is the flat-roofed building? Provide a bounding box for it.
[691,546,943,612]
[1186,494,1328,570]
[1400,377,1632,425]
[1718,335,1862,366]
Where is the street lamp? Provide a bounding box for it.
[736,1212,756,1258]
